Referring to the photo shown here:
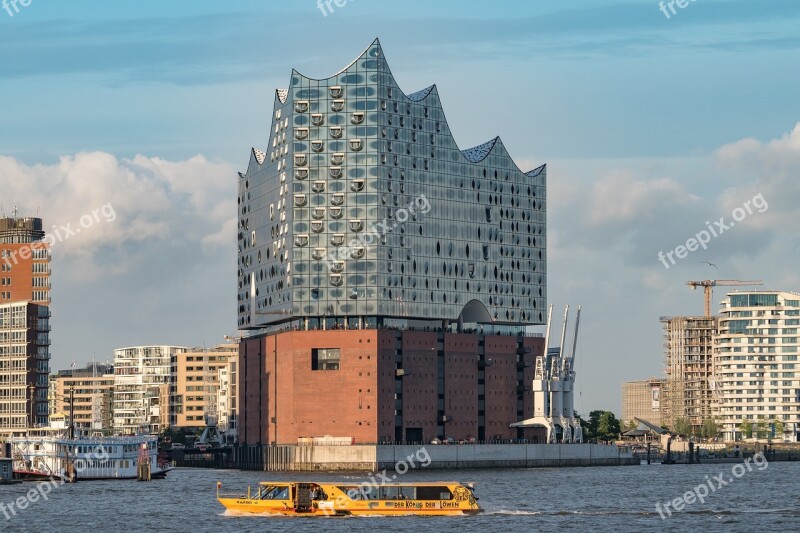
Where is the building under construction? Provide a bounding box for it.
[660,316,716,432]
[661,316,717,429]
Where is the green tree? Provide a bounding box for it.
[738,420,753,440]
[596,411,621,442]
[583,410,603,441]
[755,416,769,440]
[774,417,785,439]
[700,418,719,440]
[673,417,693,437]
[579,410,621,441]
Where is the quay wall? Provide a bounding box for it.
[232,443,638,471]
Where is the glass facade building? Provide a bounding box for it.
[238,39,546,330]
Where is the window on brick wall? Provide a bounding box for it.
[312,348,341,371]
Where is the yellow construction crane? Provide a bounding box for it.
[686,279,763,317]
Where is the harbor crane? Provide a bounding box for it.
[686,279,763,317]
[511,304,583,443]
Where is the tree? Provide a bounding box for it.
[583,410,602,441]
[774,417,785,439]
[580,410,620,441]
[700,418,719,440]
[594,411,621,442]
[755,416,769,440]
[738,420,753,440]
[673,417,692,437]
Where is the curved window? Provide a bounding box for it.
[350,139,363,151]
[330,167,343,179]
[295,169,308,180]
[351,112,365,125]
[295,128,309,140]
[311,140,324,153]
[312,208,326,220]
[331,153,345,165]
[311,221,324,233]
[330,274,343,286]
[293,194,307,207]
[295,101,309,113]
[349,220,363,232]
[312,248,325,260]
[351,247,365,259]
[350,180,365,192]
[331,100,345,112]
[331,234,345,246]
[294,154,307,167]
[311,114,324,126]
[329,207,343,219]
[330,126,343,139]
[329,86,343,98]
[331,194,345,206]
[312,181,326,193]
[330,261,344,273]
[294,235,309,247]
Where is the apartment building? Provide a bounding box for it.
[714,291,800,442]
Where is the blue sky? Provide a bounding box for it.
[1,0,800,414]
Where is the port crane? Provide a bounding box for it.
[686,280,763,317]
[511,304,583,443]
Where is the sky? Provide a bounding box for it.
[1,0,800,415]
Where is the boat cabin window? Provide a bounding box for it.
[380,486,399,500]
[338,485,419,500]
[258,485,290,500]
[416,486,452,500]
[379,486,416,500]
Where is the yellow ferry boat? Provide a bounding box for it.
[216,480,481,516]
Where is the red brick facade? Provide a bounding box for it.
[239,329,544,445]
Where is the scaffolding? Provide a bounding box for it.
[661,316,717,432]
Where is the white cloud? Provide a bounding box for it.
[0,152,235,268]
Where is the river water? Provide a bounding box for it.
[1,461,798,532]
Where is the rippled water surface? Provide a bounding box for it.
[2,461,799,532]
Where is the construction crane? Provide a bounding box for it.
[686,280,763,317]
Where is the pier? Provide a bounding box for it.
[228,443,638,472]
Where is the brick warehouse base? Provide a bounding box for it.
[238,328,546,446]
[233,443,638,471]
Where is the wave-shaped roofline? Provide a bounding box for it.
[241,38,546,178]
